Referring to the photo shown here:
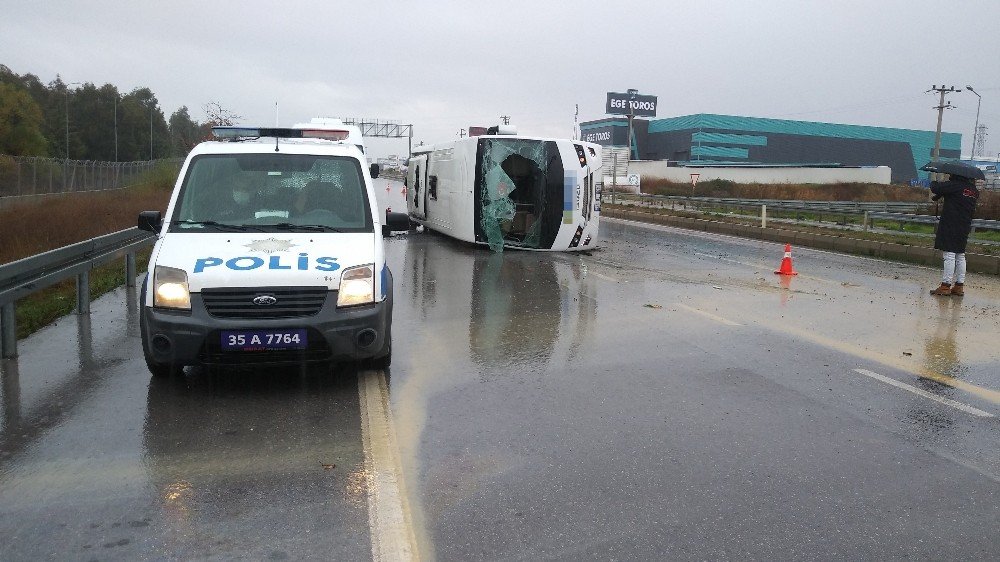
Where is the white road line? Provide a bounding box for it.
[852,369,995,418]
[588,270,619,283]
[358,369,420,561]
[674,303,743,326]
[693,251,765,270]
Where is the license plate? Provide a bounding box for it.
[221,329,307,351]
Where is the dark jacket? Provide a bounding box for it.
[931,178,979,253]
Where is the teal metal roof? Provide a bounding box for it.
[691,132,768,146]
[648,113,961,179]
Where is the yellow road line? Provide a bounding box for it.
[755,320,1000,405]
[915,369,1000,405]
[674,303,743,326]
[358,369,420,562]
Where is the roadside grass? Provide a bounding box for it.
[4,162,174,340]
[0,160,175,265]
[14,250,151,338]
[641,179,1000,221]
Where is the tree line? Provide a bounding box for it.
[0,64,240,161]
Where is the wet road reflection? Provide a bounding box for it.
[138,367,370,559]
[0,287,135,462]
[469,252,597,376]
[905,298,969,435]
[1,215,998,559]
[385,219,1000,560]
[0,280,373,559]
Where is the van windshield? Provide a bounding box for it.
[169,153,373,233]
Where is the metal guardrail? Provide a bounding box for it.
[609,194,1000,232]
[0,227,155,358]
[616,193,925,213]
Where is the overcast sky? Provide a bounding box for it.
[3,0,998,158]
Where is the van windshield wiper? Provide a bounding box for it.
[264,222,346,233]
[173,220,250,231]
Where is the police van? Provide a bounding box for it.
[137,125,409,377]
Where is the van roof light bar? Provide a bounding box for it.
[212,126,350,141]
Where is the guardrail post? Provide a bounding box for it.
[761,204,767,228]
[76,271,90,314]
[1,303,16,358]
[126,252,137,287]
[863,211,869,231]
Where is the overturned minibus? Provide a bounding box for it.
[406,129,603,251]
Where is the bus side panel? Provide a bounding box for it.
[453,142,477,242]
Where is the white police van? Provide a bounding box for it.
[138,126,409,377]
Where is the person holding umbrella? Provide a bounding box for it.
[920,161,983,296]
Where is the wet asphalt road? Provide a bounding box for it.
[2,181,999,560]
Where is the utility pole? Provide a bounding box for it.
[459,128,466,138]
[500,115,510,126]
[929,85,959,163]
[927,85,959,180]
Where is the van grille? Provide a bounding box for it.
[202,287,329,319]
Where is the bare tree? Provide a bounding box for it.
[202,101,242,127]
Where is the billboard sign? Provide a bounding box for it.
[581,124,629,146]
[606,92,657,117]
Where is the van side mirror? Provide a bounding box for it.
[382,211,410,237]
[370,163,380,179]
[138,211,162,233]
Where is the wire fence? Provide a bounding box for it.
[0,155,178,198]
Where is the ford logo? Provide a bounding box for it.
[252,295,278,306]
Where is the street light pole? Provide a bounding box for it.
[114,94,118,162]
[65,90,69,161]
[966,85,982,160]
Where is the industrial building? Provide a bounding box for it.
[580,114,962,184]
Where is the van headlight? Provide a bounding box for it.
[337,264,374,308]
[153,266,191,310]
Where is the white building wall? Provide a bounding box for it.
[627,161,892,185]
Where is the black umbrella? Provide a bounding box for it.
[920,160,986,181]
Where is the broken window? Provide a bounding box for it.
[477,138,557,252]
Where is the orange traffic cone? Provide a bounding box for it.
[774,243,798,275]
